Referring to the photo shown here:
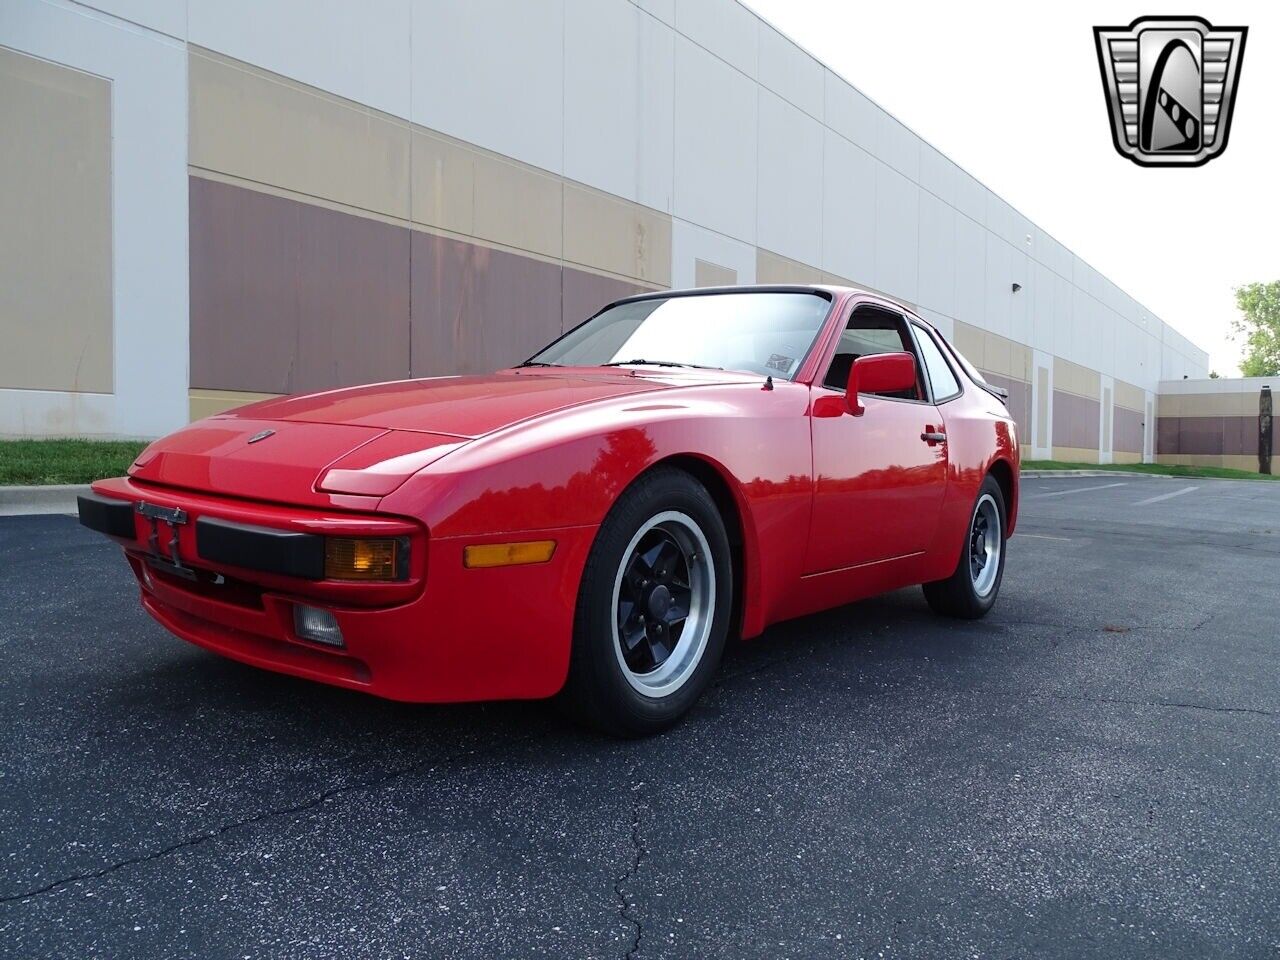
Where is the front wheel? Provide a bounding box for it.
[922,475,1007,619]
[561,468,732,736]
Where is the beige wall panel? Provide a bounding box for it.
[1165,390,1258,418]
[189,48,410,220]
[756,248,823,285]
[563,183,671,285]
[1054,357,1101,400]
[983,331,1013,379]
[1113,451,1143,464]
[0,48,113,393]
[953,320,984,369]
[1114,379,1145,412]
[695,259,737,287]
[1052,446,1100,464]
[410,128,477,238]
[189,389,282,421]
[471,152,562,260]
[1009,341,1032,382]
[820,271,860,287]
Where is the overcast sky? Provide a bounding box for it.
[740,0,1278,375]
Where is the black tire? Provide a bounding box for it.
[561,467,733,736]
[922,474,1007,619]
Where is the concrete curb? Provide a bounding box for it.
[0,484,89,516]
[1022,470,1278,483]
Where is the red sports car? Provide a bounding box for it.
[79,286,1018,734]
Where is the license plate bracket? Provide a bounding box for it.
[136,501,196,580]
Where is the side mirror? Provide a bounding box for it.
[845,352,917,415]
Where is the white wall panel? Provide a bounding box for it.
[823,70,878,156]
[564,0,673,210]
[79,0,186,39]
[1009,248,1029,346]
[756,21,822,117]
[820,130,875,285]
[674,0,757,77]
[191,0,411,117]
[634,0,675,26]
[953,169,987,226]
[670,216,755,288]
[983,234,1012,339]
[916,191,955,316]
[876,112,920,184]
[872,163,919,304]
[672,36,757,243]
[411,0,564,174]
[756,89,821,266]
[2,0,188,437]
[953,212,986,329]
[918,144,957,206]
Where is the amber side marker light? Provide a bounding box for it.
[325,538,401,581]
[463,540,557,569]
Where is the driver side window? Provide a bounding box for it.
[822,307,926,401]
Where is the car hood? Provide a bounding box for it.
[127,371,698,505]
[218,371,673,438]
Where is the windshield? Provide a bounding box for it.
[525,291,833,380]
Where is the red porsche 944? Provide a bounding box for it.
[80,287,1018,734]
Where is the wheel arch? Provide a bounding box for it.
[987,456,1018,535]
[636,453,760,640]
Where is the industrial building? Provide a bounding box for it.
[6,0,1268,469]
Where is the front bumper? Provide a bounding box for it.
[83,477,597,702]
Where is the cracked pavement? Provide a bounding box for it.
[1,476,1278,958]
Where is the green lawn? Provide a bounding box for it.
[0,439,148,486]
[1023,459,1278,482]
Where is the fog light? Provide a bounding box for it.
[325,537,401,581]
[294,604,344,647]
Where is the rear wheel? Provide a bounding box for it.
[562,468,732,736]
[922,475,1006,619]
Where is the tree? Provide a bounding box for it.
[1232,282,1280,377]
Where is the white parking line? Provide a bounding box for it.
[1028,482,1128,499]
[1018,533,1073,541]
[1134,485,1200,506]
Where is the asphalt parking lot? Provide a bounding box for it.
[1,476,1277,959]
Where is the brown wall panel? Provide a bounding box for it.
[1159,415,1272,457]
[1157,417,1180,454]
[1052,390,1100,450]
[983,373,1029,442]
[1177,416,1226,456]
[410,231,563,378]
[190,176,410,395]
[1113,406,1144,454]
[562,268,648,333]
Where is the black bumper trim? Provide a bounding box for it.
[196,517,325,580]
[77,494,137,539]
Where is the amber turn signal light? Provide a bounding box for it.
[325,537,400,581]
[463,540,556,569]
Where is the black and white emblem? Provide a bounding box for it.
[1094,16,1246,167]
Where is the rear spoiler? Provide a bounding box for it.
[982,383,1009,404]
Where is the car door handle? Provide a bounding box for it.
[921,431,947,444]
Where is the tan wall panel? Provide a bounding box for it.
[695,259,737,287]
[1159,391,1257,418]
[1053,357,1101,400]
[1113,451,1143,464]
[563,183,671,285]
[410,128,477,238]
[1052,446,1100,464]
[0,48,112,393]
[953,321,984,369]
[189,389,282,421]
[1114,379,1145,412]
[471,152,562,260]
[757,248,823,285]
[190,48,410,220]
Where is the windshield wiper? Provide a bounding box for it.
[602,359,723,370]
[515,360,562,368]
